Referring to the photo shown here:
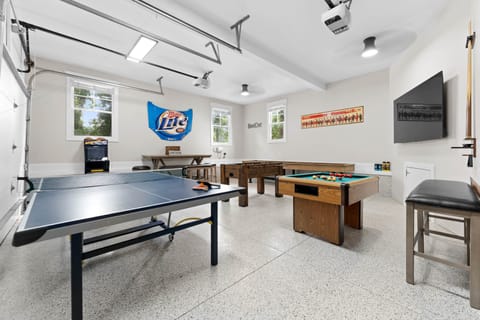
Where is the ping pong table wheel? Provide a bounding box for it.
[169,233,174,241]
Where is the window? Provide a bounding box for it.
[66,78,118,141]
[211,107,232,145]
[268,100,287,143]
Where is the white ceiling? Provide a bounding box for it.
[12,0,450,104]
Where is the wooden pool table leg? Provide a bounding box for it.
[338,206,345,245]
[293,198,344,245]
[274,169,285,198]
[239,165,249,207]
[257,176,265,194]
[344,201,363,229]
[221,170,230,202]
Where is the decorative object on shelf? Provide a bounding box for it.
[381,161,391,171]
[165,146,181,155]
[301,106,364,129]
[213,146,223,159]
[147,101,192,141]
[451,21,476,167]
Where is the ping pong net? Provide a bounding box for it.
[33,171,181,191]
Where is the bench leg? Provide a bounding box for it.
[424,211,430,235]
[417,209,424,253]
[470,216,480,309]
[466,218,471,266]
[406,202,415,284]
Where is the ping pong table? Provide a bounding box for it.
[12,171,242,320]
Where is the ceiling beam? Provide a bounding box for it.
[242,42,327,90]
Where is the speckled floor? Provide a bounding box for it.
[1,181,480,319]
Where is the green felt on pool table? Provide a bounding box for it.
[287,172,371,184]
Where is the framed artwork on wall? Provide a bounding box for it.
[301,106,364,129]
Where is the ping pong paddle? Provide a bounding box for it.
[193,182,209,191]
[192,180,220,191]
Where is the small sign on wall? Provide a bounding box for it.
[248,122,262,129]
[301,106,364,129]
[147,101,193,141]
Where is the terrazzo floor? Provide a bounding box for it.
[1,181,480,319]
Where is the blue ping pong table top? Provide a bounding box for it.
[13,171,242,246]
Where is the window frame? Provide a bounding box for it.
[267,99,287,143]
[211,105,232,146]
[66,77,119,142]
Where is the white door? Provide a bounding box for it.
[404,162,435,200]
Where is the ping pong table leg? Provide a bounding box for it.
[211,202,218,266]
[71,233,83,320]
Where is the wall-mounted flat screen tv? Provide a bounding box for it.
[393,71,446,143]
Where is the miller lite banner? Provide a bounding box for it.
[147,101,193,141]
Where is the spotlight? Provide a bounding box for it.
[241,84,250,96]
[361,36,378,58]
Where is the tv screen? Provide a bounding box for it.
[393,71,446,143]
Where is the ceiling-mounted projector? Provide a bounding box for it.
[193,71,212,89]
[193,78,210,89]
[322,3,351,35]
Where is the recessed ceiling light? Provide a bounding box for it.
[241,84,250,96]
[126,36,157,63]
[361,36,378,58]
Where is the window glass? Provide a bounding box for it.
[67,78,118,141]
[211,107,232,145]
[268,101,287,143]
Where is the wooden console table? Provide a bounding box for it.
[142,154,211,169]
[282,161,354,173]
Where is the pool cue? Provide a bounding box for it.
[465,21,476,166]
[452,22,477,166]
[466,21,474,139]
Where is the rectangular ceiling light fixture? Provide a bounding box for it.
[126,36,157,63]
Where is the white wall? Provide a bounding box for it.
[243,0,480,206]
[3,0,478,222]
[243,69,392,164]
[0,0,28,223]
[389,0,478,202]
[28,58,244,176]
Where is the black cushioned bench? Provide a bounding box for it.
[406,179,480,309]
